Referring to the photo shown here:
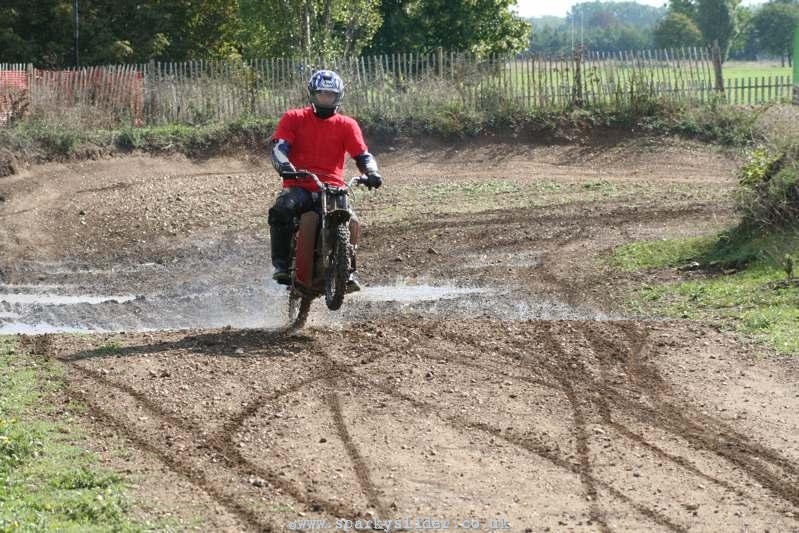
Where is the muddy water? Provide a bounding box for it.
[0,235,612,334]
[0,279,611,334]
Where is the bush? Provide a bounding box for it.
[736,146,799,230]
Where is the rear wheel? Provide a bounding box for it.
[325,223,350,310]
[287,290,312,330]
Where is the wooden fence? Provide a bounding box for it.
[1,47,796,127]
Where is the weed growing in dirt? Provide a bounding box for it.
[95,341,123,355]
[613,229,799,354]
[0,336,151,531]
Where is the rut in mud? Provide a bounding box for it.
[2,136,799,531]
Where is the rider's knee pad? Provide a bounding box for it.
[268,191,303,226]
[268,204,294,227]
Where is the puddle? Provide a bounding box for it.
[0,292,137,305]
[354,285,492,303]
[0,284,68,290]
[0,322,94,334]
[0,258,610,335]
[0,280,609,335]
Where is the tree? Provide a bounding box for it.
[567,1,666,29]
[366,0,420,54]
[653,12,704,48]
[669,0,698,19]
[529,20,571,56]
[552,1,661,53]
[728,5,758,60]
[0,0,244,66]
[695,0,737,59]
[0,1,74,67]
[367,0,531,57]
[752,1,799,65]
[238,0,381,58]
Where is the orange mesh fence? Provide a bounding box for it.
[0,66,144,127]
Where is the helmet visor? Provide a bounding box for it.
[311,90,341,109]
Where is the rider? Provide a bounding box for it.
[268,69,383,289]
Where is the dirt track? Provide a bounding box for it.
[2,136,799,532]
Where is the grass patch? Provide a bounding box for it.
[0,336,150,531]
[613,228,799,354]
[610,235,716,271]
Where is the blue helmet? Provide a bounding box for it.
[307,70,344,117]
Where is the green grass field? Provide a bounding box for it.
[723,60,792,80]
[721,62,793,104]
[491,58,794,106]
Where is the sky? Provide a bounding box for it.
[513,0,765,18]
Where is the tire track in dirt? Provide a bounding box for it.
[380,203,719,239]
[580,322,743,496]
[218,340,394,520]
[63,367,323,527]
[538,323,611,532]
[64,371,276,532]
[225,340,388,519]
[67,363,361,524]
[575,321,799,514]
[348,351,687,531]
[408,322,561,392]
[535,323,689,531]
[382,319,799,529]
[326,389,387,517]
[340,321,686,531]
[59,331,400,529]
[41,317,799,530]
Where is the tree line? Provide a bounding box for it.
[0,0,528,68]
[531,0,799,65]
[1,1,797,69]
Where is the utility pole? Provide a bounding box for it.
[74,0,80,67]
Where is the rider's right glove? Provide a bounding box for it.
[278,162,297,178]
[366,172,383,189]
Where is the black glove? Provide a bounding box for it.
[365,172,382,189]
[278,162,296,178]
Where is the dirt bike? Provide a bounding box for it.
[282,170,370,329]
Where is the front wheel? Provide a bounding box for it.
[325,222,351,310]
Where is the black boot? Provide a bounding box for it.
[346,251,361,293]
[270,223,292,285]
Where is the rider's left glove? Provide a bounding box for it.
[366,172,383,189]
[278,162,297,178]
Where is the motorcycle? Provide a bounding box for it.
[281,170,371,329]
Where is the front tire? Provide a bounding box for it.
[325,223,351,310]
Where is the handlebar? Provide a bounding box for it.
[281,170,369,191]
